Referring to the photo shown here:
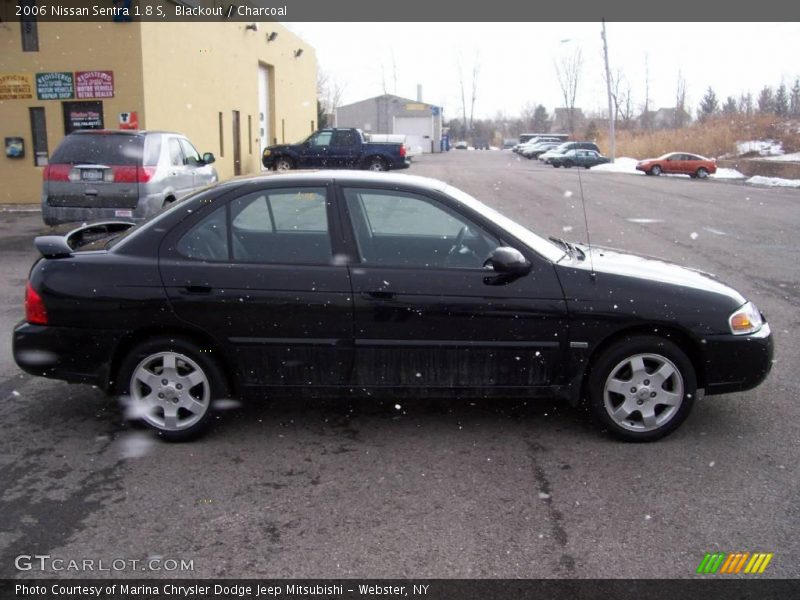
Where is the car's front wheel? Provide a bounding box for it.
[650,165,662,176]
[587,335,697,442]
[117,337,228,441]
[274,157,294,171]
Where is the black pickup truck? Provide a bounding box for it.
[262,128,410,172]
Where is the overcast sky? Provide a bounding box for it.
[286,22,800,120]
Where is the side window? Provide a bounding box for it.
[344,188,498,269]
[168,138,184,167]
[332,130,358,147]
[309,131,332,147]
[230,187,331,264]
[176,205,228,262]
[179,138,202,166]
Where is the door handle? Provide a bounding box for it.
[183,285,212,294]
[363,290,395,300]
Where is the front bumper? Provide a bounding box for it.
[702,323,774,395]
[13,321,123,390]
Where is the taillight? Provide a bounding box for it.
[43,165,71,181]
[25,282,48,325]
[400,145,406,158]
[110,166,156,183]
[137,166,157,182]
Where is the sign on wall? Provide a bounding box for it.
[75,71,114,99]
[119,111,138,130]
[63,101,104,134]
[0,74,34,100]
[36,72,74,100]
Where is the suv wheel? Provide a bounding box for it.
[274,157,293,171]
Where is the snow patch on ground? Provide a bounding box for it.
[711,168,746,179]
[590,157,642,174]
[737,140,784,156]
[746,175,800,188]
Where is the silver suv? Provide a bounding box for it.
[42,130,217,226]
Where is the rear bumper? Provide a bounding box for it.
[702,323,774,395]
[12,321,122,390]
[41,192,163,226]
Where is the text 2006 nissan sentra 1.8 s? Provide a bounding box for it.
[13,172,773,442]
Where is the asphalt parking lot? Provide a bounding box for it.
[1,149,798,579]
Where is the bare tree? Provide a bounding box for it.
[317,68,345,127]
[456,53,480,139]
[640,54,652,130]
[469,55,480,132]
[554,47,583,135]
[674,70,688,128]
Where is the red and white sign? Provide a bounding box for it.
[75,71,114,99]
[119,111,138,130]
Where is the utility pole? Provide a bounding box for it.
[601,19,616,162]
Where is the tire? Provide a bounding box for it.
[563,161,574,168]
[274,157,293,171]
[696,167,709,179]
[586,335,697,442]
[553,163,561,168]
[650,165,662,176]
[366,157,388,172]
[116,336,228,441]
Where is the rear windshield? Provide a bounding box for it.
[50,133,146,166]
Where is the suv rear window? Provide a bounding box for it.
[50,133,145,166]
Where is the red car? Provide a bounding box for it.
[636,152,717,179]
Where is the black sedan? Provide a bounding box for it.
[13,172,773,442]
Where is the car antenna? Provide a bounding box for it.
[576,168,596,279]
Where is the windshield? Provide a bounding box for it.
[443,185,567,263]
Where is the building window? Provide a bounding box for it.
[20,1,40,52]
[29,107,48,166]
[218,111,224,157]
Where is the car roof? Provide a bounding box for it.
[219,170,451,192]
[68,130,183,137]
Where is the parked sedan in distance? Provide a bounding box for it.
[42,130,217,226]
[550,149,610,169]
[636,152,717,178]
[14,171,773,443]
[540,141,600,164]
[521,142,561,159]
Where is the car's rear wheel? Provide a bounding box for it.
[366,157,388,171]
[274,157,293,171]
[696,167,709,179]
[117,337,227,441]
[650,165,662,176]
[587,335,697,442]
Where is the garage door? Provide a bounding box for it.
[394,116,433,154]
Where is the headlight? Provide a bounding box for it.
[263,149,271,157]
[729,301,763,335]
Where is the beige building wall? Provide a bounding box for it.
[139,22,317,181]
[0,22,145,204]
[0,19,316,204]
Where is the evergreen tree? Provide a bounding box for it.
[774,83,789,116]
[738,92,753,117]
[697,87,719,122]
[757,86,775,114]
[791,79,800,116]
[722,96,738,115]
[532,105,550,133]
[584,120,599,141]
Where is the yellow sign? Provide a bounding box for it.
[0,74,34,100]
[405,103,427,111]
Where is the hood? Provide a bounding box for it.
[575,245,745,304]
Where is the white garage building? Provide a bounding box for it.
[335,93,443,154]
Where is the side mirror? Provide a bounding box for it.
[484,246,531,275]
[202,152,215,165]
